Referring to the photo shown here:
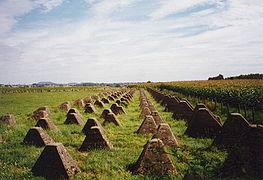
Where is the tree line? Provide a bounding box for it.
[208,73,263,80]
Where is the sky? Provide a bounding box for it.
[0,0,262,84]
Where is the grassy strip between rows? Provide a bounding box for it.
[0,89,229,179]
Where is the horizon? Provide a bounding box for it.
[0,0,263,84]
[2,73,262,85]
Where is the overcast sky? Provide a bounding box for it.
[0,0,262,84]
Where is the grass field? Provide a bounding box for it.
[0,86,108,93]
[0,88,237,179]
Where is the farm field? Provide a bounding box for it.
[137,79,263,89]
[0,85,261,179]
[132,79,263,124]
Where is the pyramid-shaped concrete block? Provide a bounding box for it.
[32,106,50,121]
[185,108,222,138]
[172,101,194,121]
[103,112,121,126]
[112,94,118,99]
[100,109,112,119]
[67,108,82,117]
[131,138,177,175]
[79,126,113,151]
[120,97,129,104]
[160,95,171,106]
[64,113,84,125]
[139,107,151,118]
[91,95,99,100]
[59,101,71,111]
[221,125,263,177]
[148,103,156,112]
[125,93,133,100]
[140,100,148,109]
[23,127,54,147]
[35,118,59,131]
[116,100,121,105]
[120,100,128,107]
[137,115,157,134]
[84,103,96,113]
[117,105,126,115]
[94,100,105,108]
[108,96,115,101]
[153,123,179,148]
[74,99,85,108]
[151,111,163,126]
[192,104,207,115]
[123,95,131,100]
[32,110,49,121]
[83,96,92,104]
[98,93,105,98]
[188,104,207,124]
[82,118,104,135]
[191,104,221,124]
[101,98,110,104]
[34,106,51,115]
[110,103,126,115]
[212,113,251,148]
[139,100,147,107]
[164,97,180,112]
[32,143,81,179]
[0,114,16,126]
[110,103,118,114]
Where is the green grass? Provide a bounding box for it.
[0,90,107,115]
[0,88,234,179]
[0,86,108,92]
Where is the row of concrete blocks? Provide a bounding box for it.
[84,89,135,114]
[148,87,224,138]
[147,87,263,177]
[21,90,137,148]
[21,89,136,179]
[129,88,179,175]
[28,89,129,124]
[58,89,129,111]
[0,89,129,178]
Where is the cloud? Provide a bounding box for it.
[84,0,98,4]
[0,0,262,83]
[149,0,221,20]
[191,8,215,17]
[91,0,139,16]
[34,0,65,13]
[0,0,66,35]
[0,0,35,34]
